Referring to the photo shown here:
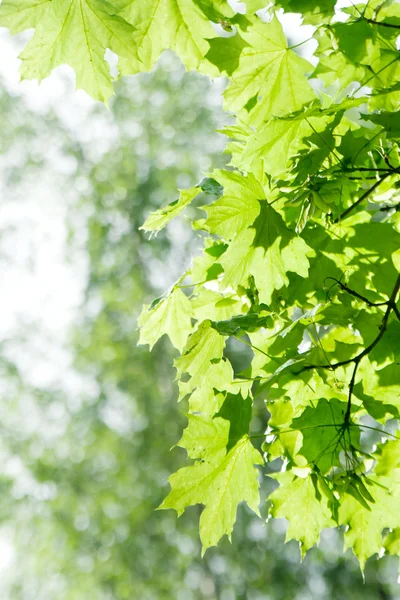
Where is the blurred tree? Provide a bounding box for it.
[0,51,398,599]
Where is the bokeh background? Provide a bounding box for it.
[0,14,400,599]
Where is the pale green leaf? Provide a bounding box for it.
[202,170,264,240]
[175,320,225,382]
[269,472,335,555]
[0,0,52,33]
[115,0,219,73]
[222,16,315,126]
[339,475,400,569]
[161,434,262,552]
[219,202,311,304]
[138,287,193,351]
[18,0,136,102]
[141,187,200,232]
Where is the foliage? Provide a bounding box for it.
[2,0,400,570]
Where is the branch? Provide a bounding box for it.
[365,18,400,29]
[335,173,391,222]
[345,360,360,422]
[304,274,400,373]
[380,203,400,213]
[342,167,394,174]
[324,277,388,307]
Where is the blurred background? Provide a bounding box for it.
[0,21,399,600]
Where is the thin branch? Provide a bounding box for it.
[270,423,400,441]
[393,304,400,321]
[347,176,381,180]
[365,18,400,30]
[343,167,394,173]
[303,274,400,373]
[380,203,400,213]
[335,173,391,222]
[324,277,388,307]
[345,360,360,422]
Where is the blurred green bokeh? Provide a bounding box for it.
[0,50,399,599]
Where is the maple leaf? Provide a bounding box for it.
[114,0,226,73]
[219,16,316,126]
[338,474,400,569]
[202,170,265,239]
[0,0,52,32]
[292,398,360,474]
[218,201,311,304]
[160,393,263,552]
[141,187,200,232]
[269,472,336,555]
[8,0,136,102]
[138,287,193,352]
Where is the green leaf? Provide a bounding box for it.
[191,289,244,323]
[211,312,271,336]
[160,393,262,553]
[222,16,315,126]
[0,0,52,33]
[292,398,360,474]
[138,287,193,351]
[239,110,336,175]
[183,359,252,413]
[175,320,225,383]
[269,472,335,555]
[115,0,219,73]
[277,0,336,25]
[202,170,264,240]
[17,0,136,102]
[141,187,200,232]
[219,202,311,304]
[338,475,400,569]
[178,413,231,462]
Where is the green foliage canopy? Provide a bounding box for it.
[2,0,400,569]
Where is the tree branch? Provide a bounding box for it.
[304,274,400,374]
[365,18,400,30]
[335,173,391,222]
[324,277,388,307]
[393,304,400,321]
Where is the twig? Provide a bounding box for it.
[343,167,394,173]
[380,203,400,213]
[335,173,391,222]
[365,18,400,30]
[303,275,400,374]
[345,361,360,422]
[324,277,388,307]
[393,304,400,321]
